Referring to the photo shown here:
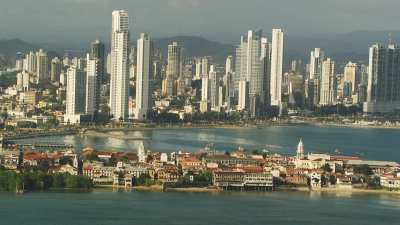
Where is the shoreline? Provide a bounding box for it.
[94,185,400,196]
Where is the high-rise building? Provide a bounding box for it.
[90,40,105,84]
[235,30,263,113]
[109,10,130,121]
[86,54,100,115]
[309,48,324,80]
[201,72,210,102]
[343,62,360,95]
[195,58,202,80]
[15,52,24,71]
[237,79,248,110]
[270,28,284,109]
[224,55,234,107]
[364,43,400,113]
[16,71,30,91]
[24,51,37,74]
[201,57,209,77]
[261,37,271,108]
[65,66,86,124]
[135,33,153,121]
[319,58,337,106]
[164,42,182,96]
[209,66,220,109]
[36,49,49,83]
[50,57,62,82]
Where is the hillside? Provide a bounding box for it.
[0,38,38,58]
[153,36,235,63]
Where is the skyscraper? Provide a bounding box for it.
[135,33,153,121]
[309,48,324,80]
[270,28,284,109]
[209,65,220,109]
[25,51,37,74]
[90,40,105,84]
[51,57,62,82]
[364,43,400,113]
[110,10,130,121]
[236,30,263,112]
[65,66,86,124]
[36,49,49,83]
[319,58,337,106]
[86,54,99,115]
[343,62,360,103]
[164,42,183,97]
[261,37,271,108]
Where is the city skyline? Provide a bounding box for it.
[1,0,400,44]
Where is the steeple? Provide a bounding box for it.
[296,139,304,159]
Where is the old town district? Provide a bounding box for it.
[1,140,400,192]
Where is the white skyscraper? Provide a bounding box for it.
[65,66,86,124]
[209,66,220,109]
[25,51,37,74]
[270,28,284,108]
[309,48,325,80]
[201,73,210,102]
[236,30,263,112]
[319,58,336,106]
[135,33,153,121]
[110,10,130,121]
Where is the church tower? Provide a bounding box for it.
[296,139,304,159]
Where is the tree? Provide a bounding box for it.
[59,156,73,166]
[354,164,373,176]
[135,174,154,186]
[38,159,50,172]
[321,164,333,173]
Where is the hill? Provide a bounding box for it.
[153,36,235,64]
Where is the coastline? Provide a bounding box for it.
[94,185,400,196]
[95,184,222,193]
[277,186,400,196]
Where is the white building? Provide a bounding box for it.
[135,33,153,121]
[16,71,30,91]
[110,10,130,121]
[270,28,284,109]
[65,66,86,124]
[319,58,337,106]
[309,48,324,80]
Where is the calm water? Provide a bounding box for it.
[0,190,399,225]
[7,126,400,224]
[15,125,400,161]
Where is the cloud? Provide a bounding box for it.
[167,0,207,8]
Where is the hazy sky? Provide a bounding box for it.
[0,0,399,44]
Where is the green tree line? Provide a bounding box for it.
[0,167,93,192]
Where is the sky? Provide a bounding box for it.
[0,0,399,44]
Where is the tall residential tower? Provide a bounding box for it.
[109,10,130,121]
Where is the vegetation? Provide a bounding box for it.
[0,167,93,192]
[134,174,156,186]
[354,164,373,176]
[0,71,17,88]
[173,171,213,187]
